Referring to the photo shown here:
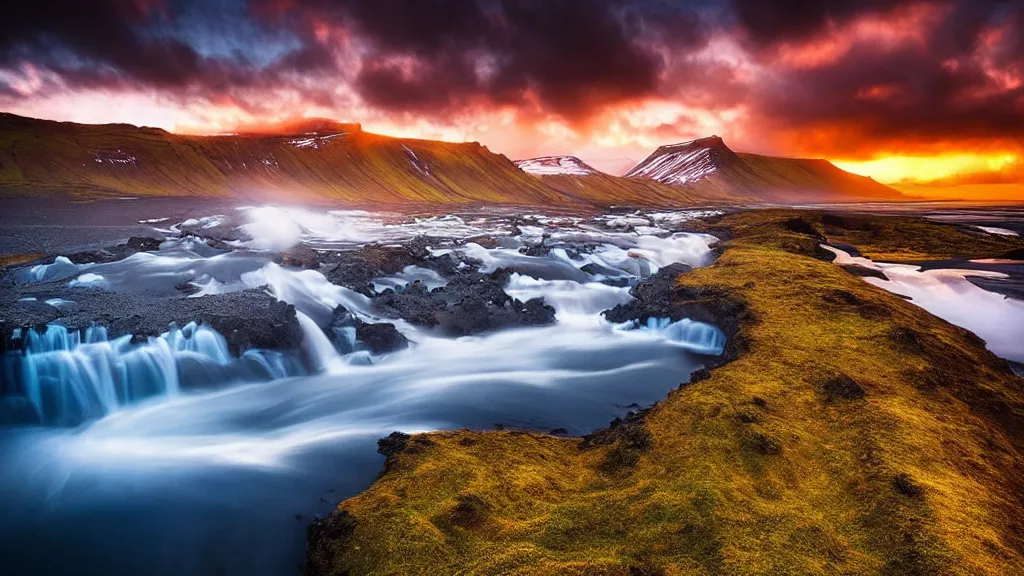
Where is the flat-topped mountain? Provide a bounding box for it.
[626,136,904,202]
[514,155,599,176]
[0,113,575,206]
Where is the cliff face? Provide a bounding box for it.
[0,113,576,206]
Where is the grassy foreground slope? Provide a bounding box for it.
[307,211,1024,575]
[0,113,574,205]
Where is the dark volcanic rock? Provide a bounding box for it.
[967,275,1024,301]
[322,244,432,295]
[304,510,356,576]
[604,263,747,360]
[0,289,303,356]
[840,264,888,280]
[371,269,555,336]
[327,307,410,354]
[125,236,163,252]
[518,243,549,257]
[275,245,321,269]
[602,263,694,323]
[61,236,165,265]
[356,323,409,355]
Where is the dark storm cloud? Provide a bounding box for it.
[0,0,335,101]
[1,0,1022,156]
[728,0,911,45]
[742,0,1024,154]
[0,0,714,121]
[272,0,711,120]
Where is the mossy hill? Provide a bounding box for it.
[306,210,1024,576]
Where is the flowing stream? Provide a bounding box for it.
[0,207,726,575]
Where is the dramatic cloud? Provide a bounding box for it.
[0,0,1022,193]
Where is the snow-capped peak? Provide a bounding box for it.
[625,136,727,185]
[515,155,597,176]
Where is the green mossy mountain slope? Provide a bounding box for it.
[0,113,577,205]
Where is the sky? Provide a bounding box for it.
[1,0,1022,199]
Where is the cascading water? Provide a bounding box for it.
[0,205,737,576]
[629,317,728,356]
[5,322,301,426]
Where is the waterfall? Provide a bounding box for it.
[296,312,344,373]
[5,323,301,426]
[634,317,727,356]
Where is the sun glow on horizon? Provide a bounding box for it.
[833,153,1020,185]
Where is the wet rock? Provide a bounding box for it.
[603,263,693,324]
[604,263,747,359]
[276,245,320,269]
[966,275,1024,301]
[322,244,425,295]
[0,289,304,356]
[327,305,407,354]
[371,269,555,336]
[355,322,409,355]
[689,368,712,383]
[466,236,500,249]
[304,510,356,576]
[840,264,888,280]
[65,248,123,264]
[518,243,549,257]
[125,236,163,252]
[377,431,411,458]
[61,237,164,265]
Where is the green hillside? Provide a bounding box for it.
[0,113,576,206]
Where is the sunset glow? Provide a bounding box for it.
[1,0,1021,198]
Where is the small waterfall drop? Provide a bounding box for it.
[296,312,344,373]
[5,323,301,426]
[632,317,727,356]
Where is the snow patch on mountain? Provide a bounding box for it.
[93,149,137,166]
[287,132,346,150]
[515,156,597,176]
[625,139,721,185]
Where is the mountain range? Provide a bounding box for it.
[0,113,903,206]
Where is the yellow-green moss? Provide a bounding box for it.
[309,210,1024,575]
